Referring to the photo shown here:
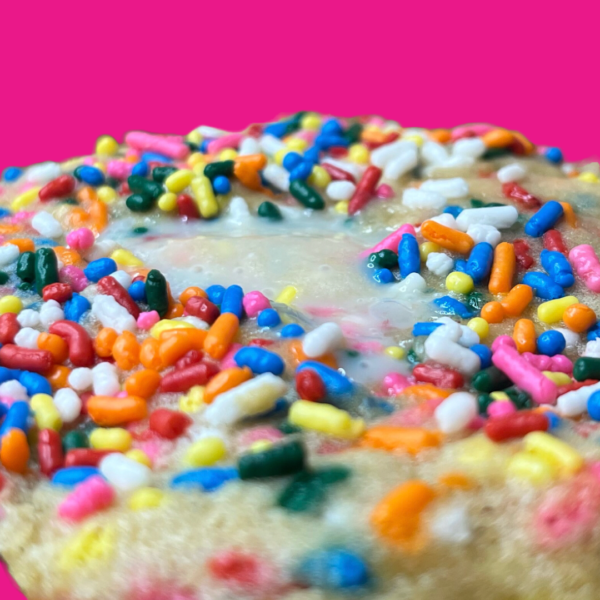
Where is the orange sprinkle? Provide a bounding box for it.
[124,370,162,399]
[482,128,514,148]
[0,224,22,235]
[500,284,533,318]
[140,338,164,371]
[54,246,82,266]
[37,333,69,364]
[489,242,515,294]
[400,384,453,401]
[203,367,253,404]
[513,319,537,353]
[179,286,207,305]
[420,221,474,254]
[428,129,452,144]
[0,429,30,474]
[563,304,597,333]
[288,339,338,369]
[94,327,118,358]
[112,331,140,371]
[77,186,98,202]
[87,395,147,426]
[559,202,577,228]
[359,426,442,455]
[203,313,239,360]
[46,365,71,390]
[159,328,207,366]
[5,238,34,253]
[438,472,476,490]
[481,301,505,324]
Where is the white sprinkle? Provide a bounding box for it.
[420,178,469,199]
[497,163,526,184]
[452,138,486,159]
[456,206,518,231]
[17,309,40,328]
[326,181,356,202]
[370,141,417,168]
[31,212,63,239]
[39,300,64,329]
[434,392,478,433]
[92,295,137,333]
[302,323,344,358]
[421,141,449,165]
[26,162,61,184]
[68,368,93,391]
[262,164,290,192]
[426,252,454,277]
[402,188,447,211]
[54,388,82,423]
[384,148,419,180]
[99,454,151,492]
[238,137,261,156]
[0,244,20,267]
[14,327,40,349]
[466,224,502,247]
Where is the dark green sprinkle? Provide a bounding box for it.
[504,387,532,409]
[343,123,363,145]
[573,357,600,382]
[60,198,78,205]
[16,251,36,282]
[467,291,486,311]
[204,160,235,181]
[0,271,9,285]
[184,141,199,152]
[17,282,32,291]
[470,199,486,208]
[483,147,511,160]
[472,366,512,393]
[277,466,351,513]
[368,249,398,269]
[62,430,89,452]
[105,176,120,189]
[477,393,493,414]
[145,269,169,318]
[126,194,154,213]
[238,440,305,480]
[406,349,420,366]
[34,248,59,295]
[289,180,325,210]
[151,166,178,184]
[345,349,360,358]
[127,175,162,201]
[132,226,149,235]
[257,201,283,221]
[277,422,302,435]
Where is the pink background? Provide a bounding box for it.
[1,0,599,597]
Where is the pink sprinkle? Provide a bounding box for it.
[66,227,95,251]
[237,426,284,448]
[491,335,516,352]
[221,343,243,369]
[360,223,417,258]
[368,117,386,127]
[115,391,128,398]
[137,311,160,330]
[125,132,189,160]
[11,210,35,223]
[569,245,600,293]
[304,306,341,318]
[522,352,573,374]
[107,160,133,179]
[207,133,243,155]
[294,130,317,142]
[352,340,384,353]
[468,415,486,430]
[58,476,115,522]
[376,184,394,199]
[83,157,95,166]
[60,266,88,292]
[383,372,411,395]
[242,291,270,318]
[487,401,517,418]
[451,124,493,141]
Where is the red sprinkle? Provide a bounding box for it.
[513,239,535,269]
[348,165,382,215]
[38,429,64,476]
[413,362,464,389]
[502,182,542,210]
[65,449,113,468]
[160,361,220,393]
[247,338,275,348]
[185,296,219,325]
[0,345,53,373]
[49,320,95,367]
[175,349,204,370]
[42,282,73,303]
[97,276,140,318]
[484,411,550,442]
[149,408,192,440]
[295,368,325,401]
[0,313,20,345]
[321,162,355,183]
[39,175,76,202]
[557,379,599,396]
[543,229,568,255]
[177,194,201,220]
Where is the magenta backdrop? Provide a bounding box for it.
[1,0,599,596]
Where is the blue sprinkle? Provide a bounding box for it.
[314,134,349,150]
[206,284,226,305]
[0,401,30,437]
[540,249,575,288]
[199,140,212,154]
[280,324,305,338]
[321,119,344,136]
[64,293,91,322]
[131,161,149,177]
[524,201,564,238]
[52,467,101,488]
[373,268,394,284]
[296,548,370,590]
[220,285,244,319]
[0,367,21,384]
[588,391,600,421]
[412,322,443,337]
[398,233,420,278]
[546,412,562,429]
[128,280,146,302]
[74,165,104,187]
[522,272,565,300]
[19,371,52,396]
[141,151,173,164]
[587,324,600,341]
[32,237,59,248]
[264,120,294,138]
[455,243,493,283]
[0,208,12,218]
[443,205,463,217]
[537,330,566,356]
[470,344,492,369]
[257,308,280,328]
[171,467,239,492]
[432,296,474,319]
[289,161,313,182]
[303,146,321,165]
[212,175,231,195]
[545,147,563,164]
[2,167,23,182]
[84,258,117,282]
[282,152,304,172]
[0,402,7,421]
[234,347,285,376]
[296,361,354,398]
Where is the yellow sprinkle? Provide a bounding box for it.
[348,144,370,164]
[490,391,510,401]
[186,130,203,145]
[289,400,365,439]
[110,248,143,267]
[191,176,219,218]
[125,449,152,468]
[275,285,297,305]
[11,187,40,211]
[157,192,178,212]
[286,137,308,151]
[0,295,22,315]
[59,524,116,571]
[179,386,205,413]
[187,152,206,168]
[446,271,474,294]
[578,172,599,183]
[467,317,489,340]
[250,440,274,453]
[300,113,322,130]
[30,393,62,431]
[384,346,405,360]
[92,162,107,173]
[185,437,227,467]
[164,169,194,193]
[89,428,132,452]
[309,165,331,188]
[95,135,119,156]
[455,435,509,479]
[334,201,349,214]
[419,241,441,261]
[537,296,579,324]
[149,319,195,339]
[542,371,572,386]
[523,431,584,476]
[97,186,117,204]
[128,487,165,511]
[219,149,238,161]
[403,134,424,147]
[507,452,558,485]
[274,148,290,165]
